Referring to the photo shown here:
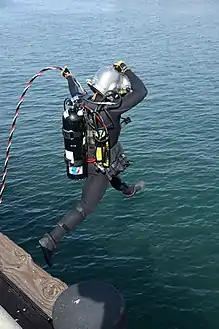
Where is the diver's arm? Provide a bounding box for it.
[66,75,87,98]
[115,69,148,114]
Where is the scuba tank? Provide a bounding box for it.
[62,98,87,180]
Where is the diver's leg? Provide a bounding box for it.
[110,176,131,193]
[39,168,109,266]
[110,175,145,197]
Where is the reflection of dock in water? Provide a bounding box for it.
[0,232,126,329]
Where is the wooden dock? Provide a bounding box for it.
[0,232,68,328]
[0,232,126,329]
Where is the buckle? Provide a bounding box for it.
[62,128,81,140]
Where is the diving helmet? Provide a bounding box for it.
[86,66,132,96]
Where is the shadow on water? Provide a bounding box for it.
[31,234,211,329]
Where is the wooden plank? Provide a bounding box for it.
[0,232,68,318]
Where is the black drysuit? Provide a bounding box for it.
[50,68,147,243]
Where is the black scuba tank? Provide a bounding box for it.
[62,99,87,180]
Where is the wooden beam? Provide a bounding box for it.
[0,233,68,318]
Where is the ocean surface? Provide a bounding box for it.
[0,0,219,328]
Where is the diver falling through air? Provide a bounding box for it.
[39,61,148,267]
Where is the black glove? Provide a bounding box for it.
[113,60,128,73]
[61,66,72,78]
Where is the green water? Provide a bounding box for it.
[0,0,219,328]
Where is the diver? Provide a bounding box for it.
[39,61,148,267]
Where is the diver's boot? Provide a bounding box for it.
[124,181,145,198]
[39,233,57,268]
[39,209,86,267]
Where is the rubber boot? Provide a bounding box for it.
[124,181,145,198]
[39,233,57,268]
[39,208,84,267]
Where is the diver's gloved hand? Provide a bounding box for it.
[113,60,129,73]
[61,66,72,78]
